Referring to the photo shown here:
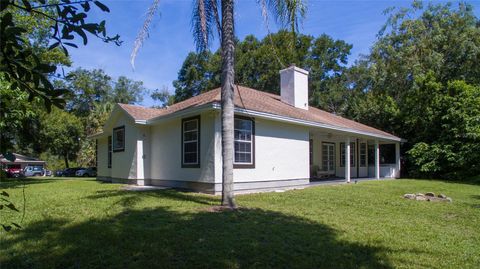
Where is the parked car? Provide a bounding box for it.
[75,167,97,177]
[62,168,84,177]
[4,166,22,178]
[23,165,45,177]
[55,169,65,177]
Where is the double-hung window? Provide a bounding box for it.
[182,116,200,167]
[113,126,125,152]
[234,117,255,168]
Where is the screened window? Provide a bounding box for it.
[108,136,112,168]
[234,117,254,167]
[380,144,396,164]
[182,116,200,167]
[340,142,355,167]
[360,143,367,167]
[113,126,125,152]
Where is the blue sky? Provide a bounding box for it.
[69,0,480,106]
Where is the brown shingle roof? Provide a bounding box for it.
[118,86,399,140]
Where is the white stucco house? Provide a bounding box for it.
[92,66,402,194]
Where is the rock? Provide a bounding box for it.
[425,192,435,197]
[416,193,424,196]
[415,195,427,201]
[404,194,416,199]
[438,193,447,199]
[446,197,453,202]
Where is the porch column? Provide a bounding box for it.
[345,137,351,183]
[395,142,401,178]
[374,140,380,179]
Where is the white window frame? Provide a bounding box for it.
[182,117,200,166]
[234,117,254,166]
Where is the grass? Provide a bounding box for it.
[1,177,479,269]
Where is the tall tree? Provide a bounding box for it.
[173,51,221,102]
[347,1,480,178]
[133,0,307,208]
[39,108,83,168]
[172,31,352,111]
[112,76,145,104]
[64,68,113,117]
[151,86,174,108]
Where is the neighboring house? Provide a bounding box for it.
[92,66,402,194]
[0,153,46,172]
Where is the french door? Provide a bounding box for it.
[322,143,335,174]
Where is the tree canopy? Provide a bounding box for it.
[347,1,480,178]
[172,30,352,113]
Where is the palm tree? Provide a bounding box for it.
[131,0,306,209]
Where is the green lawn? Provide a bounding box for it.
[1,177,479,269]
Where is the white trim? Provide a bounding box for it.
[345,137,351,183]
[233,118,253,165]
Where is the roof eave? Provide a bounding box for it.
[211,103,403,142]
[146,103,215,124]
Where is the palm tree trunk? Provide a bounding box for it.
[220,0,236,208]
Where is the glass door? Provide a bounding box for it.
[322,143,335,174]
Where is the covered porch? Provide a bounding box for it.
[309,128,401,183]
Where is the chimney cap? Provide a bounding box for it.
[279,65,309,75]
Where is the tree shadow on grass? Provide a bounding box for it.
[86,188,219,206]
[410,176,480,186]
[0,177,56,189]
[2,205,392,269]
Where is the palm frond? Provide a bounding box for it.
[192,0,221,52]
[131,0,161,69]
[258,0,286,67]
[261,0,307,33]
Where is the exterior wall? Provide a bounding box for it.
[96,136,110,178]
[214,114,310,187]
[148,111,216,184]
[110,113,138,180]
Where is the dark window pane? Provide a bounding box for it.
[184,131,197,141]
[184,120,197,131]
[235,119,252,130]
[380,144,396,164]
[184,153,197,163]
[184,142,197,153]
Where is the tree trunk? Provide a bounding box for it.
[220,0,236,208]
[64,152,69,168]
